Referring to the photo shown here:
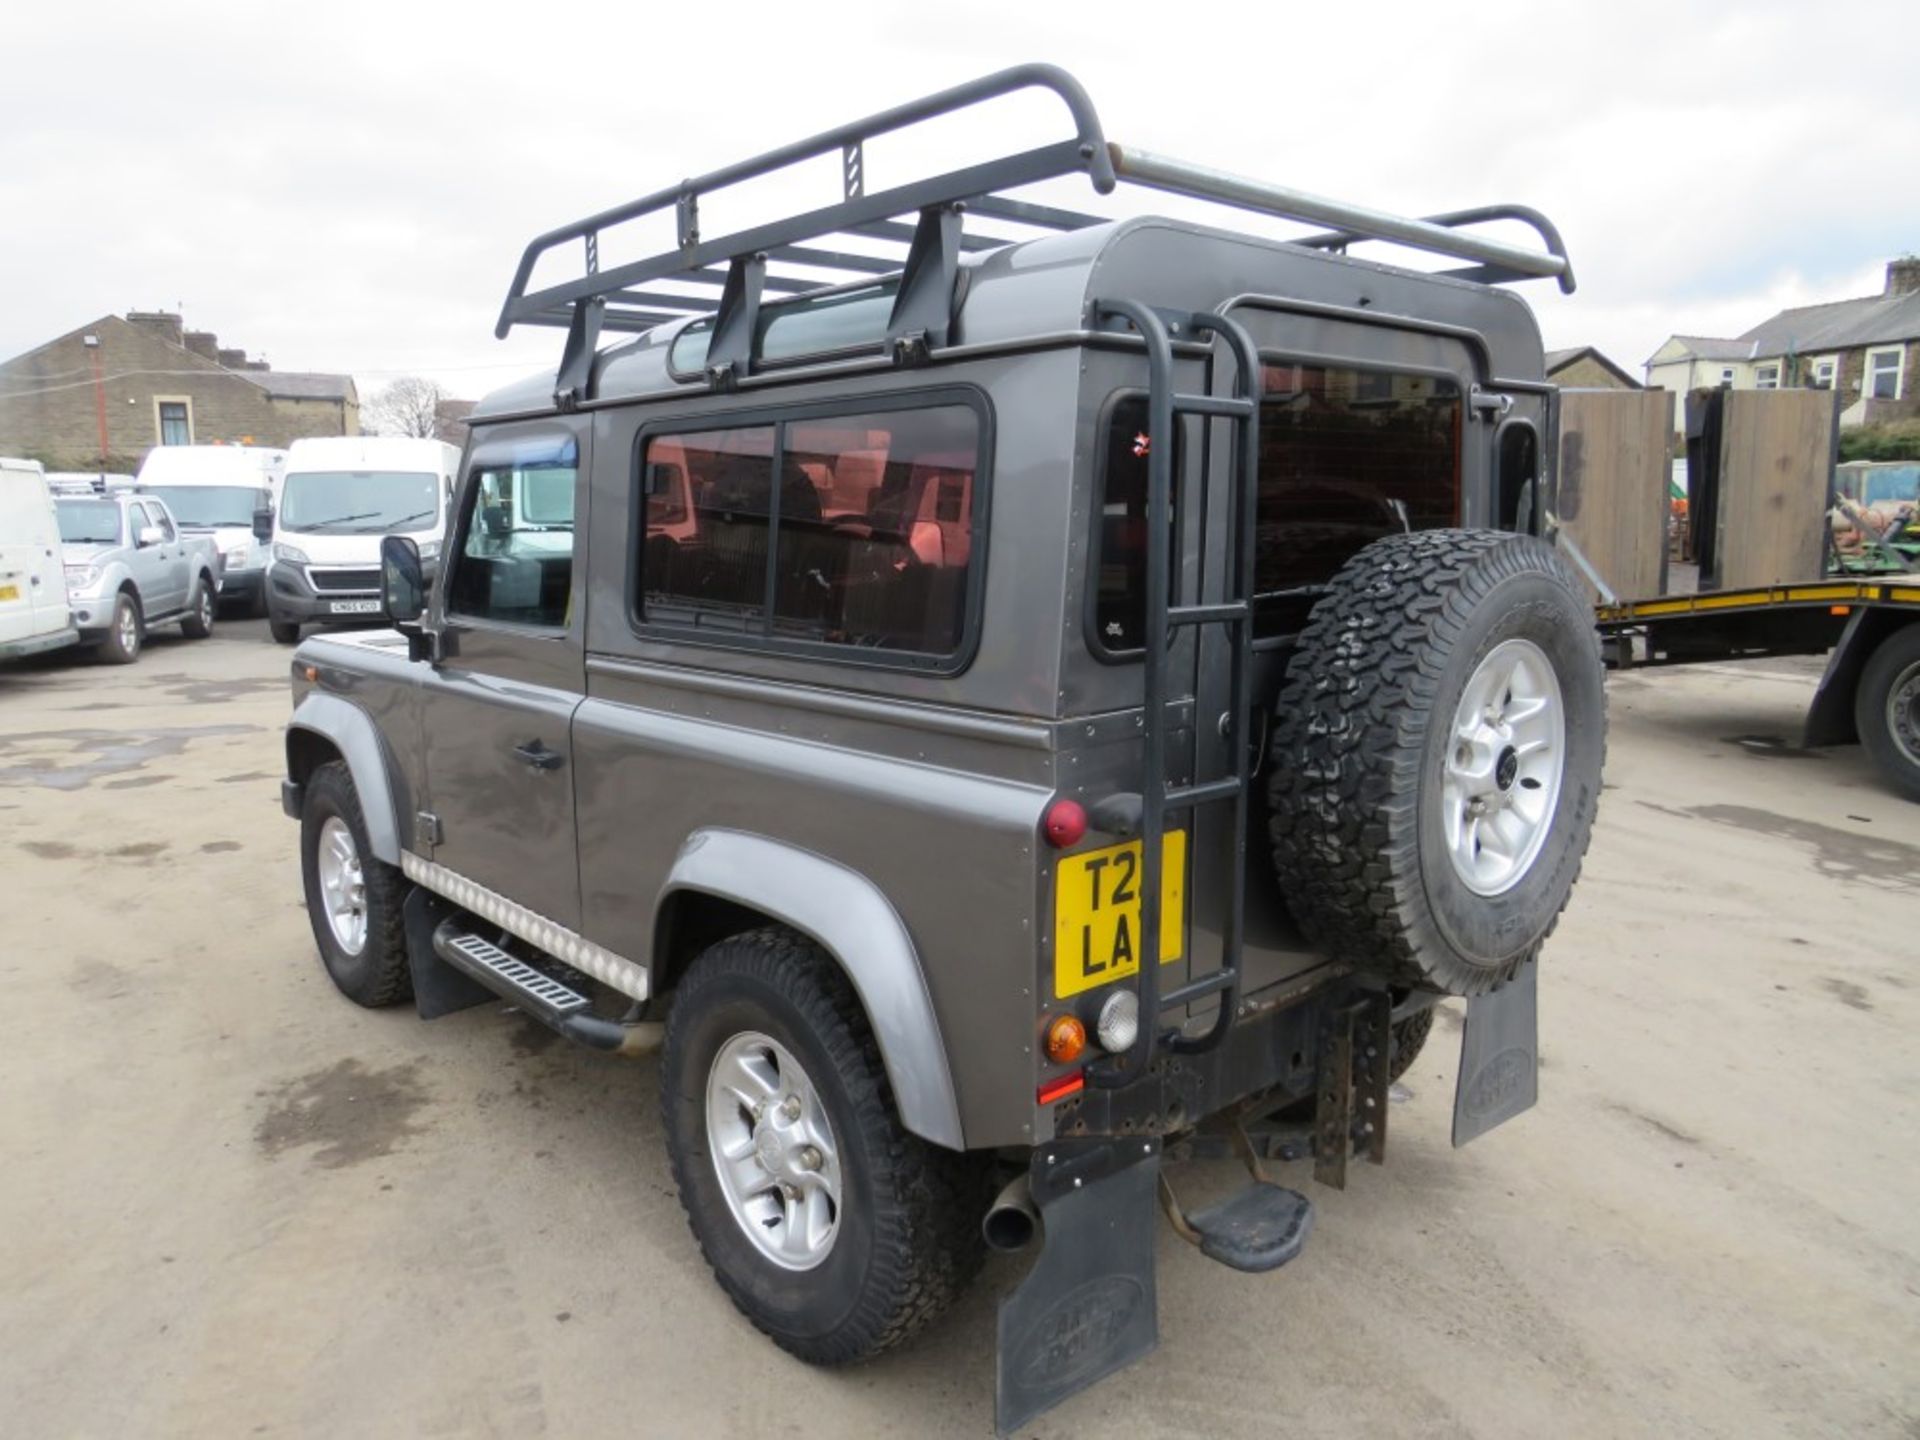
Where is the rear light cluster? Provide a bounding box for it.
[1035,991,1143,1104]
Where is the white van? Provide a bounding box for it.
[0,457,79,662]
[267,435,459,644]
[134,445,286,615]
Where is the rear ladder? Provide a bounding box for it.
[1089,302,1262,1087]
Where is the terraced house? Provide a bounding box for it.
[1646,257,1920,436]
[0,310,357,474]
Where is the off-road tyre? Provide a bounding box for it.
[269,618,301,645]
[1389,1007,1436,1083]
[97,590,143,664]
[180,576,216,639]
[662,927,989,1366]
[1267,529,1605,996]
[1855,623,1920,802]
[299,760,413,1007]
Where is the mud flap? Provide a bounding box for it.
[402,886,492,1019]
[996,1137,1161,1436]
[1452,959,1539,1147]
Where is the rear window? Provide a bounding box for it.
[1093,363,1461,650]
[637,400,984,665]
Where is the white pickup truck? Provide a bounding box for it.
[54,489,223,663]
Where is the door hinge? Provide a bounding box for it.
[416,811,443,849]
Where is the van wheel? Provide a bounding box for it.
[1267,529,1606,996]
[180,578,215,639]
[299,760,412,1007]
[1855,622,1920,801]
[97,591,143,664]
[661,928,988,1365]
[270,618,301,645]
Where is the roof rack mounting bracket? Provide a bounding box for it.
[704,253,766,391]
[886,203,963,363]
[553,298,605,411]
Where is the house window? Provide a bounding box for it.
[156,400,191,445]
[1811,358,1835,390]
[1866,347,1905,400]
[1754,364,1779,390]
[1720,368,1735,385]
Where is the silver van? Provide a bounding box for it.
[280,66,1604,1432]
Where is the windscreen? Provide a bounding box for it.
[137,485,267,528]
[57,500,122,544]
[280,471,438,534]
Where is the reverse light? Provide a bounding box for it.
[1043,1014,1086,1065]
[1095,989,1140,1054]
[1042,797,1087,849]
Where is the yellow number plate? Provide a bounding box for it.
[0,584,18,602]
[1052,831,1186,999]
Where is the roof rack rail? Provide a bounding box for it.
[496,63,1574,400]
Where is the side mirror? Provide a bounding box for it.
[381,534,426,624]
[252,505,274,542]
[137,525,164,548]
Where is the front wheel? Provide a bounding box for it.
[1856,623,1920,801]
[270,618,301,645]
[97,591,142,664]
[299,760,412,1006]
[661,928,988,1365]
[180,578,215,639]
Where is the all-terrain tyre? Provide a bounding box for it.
[180,576,216,639]
[662,928,989,1366]
[1855,623,1920,802]
[1389,1007,1436,1082]
[1267,529,1605,996]
[270,618,301,645]
[97,590,143,664]
[299,760,413,1007]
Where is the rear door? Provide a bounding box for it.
[418,424,586,928]
[134,501,189,614]
[0,473,67,645]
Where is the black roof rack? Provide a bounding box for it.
[496,63,1575,404]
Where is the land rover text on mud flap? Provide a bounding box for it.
[280,64,1602,1434]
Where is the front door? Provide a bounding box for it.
[419,424,587,929]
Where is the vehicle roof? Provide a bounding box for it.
[284,435,459,471]
[0,456,47,475]
[135,445,285,484]
[472,214,1546,422]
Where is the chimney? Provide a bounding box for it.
[1887,257,1920,297]
[245,359,270,372]
[126,310,184,346]
[184,330,220,361]
[216,347,247,368]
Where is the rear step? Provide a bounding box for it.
[428,919,663,1056]
[1175,1182,1314,1273]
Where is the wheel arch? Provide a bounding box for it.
[651,829,964,1151]
[1805,608,1916,748]
[286,691,404,864]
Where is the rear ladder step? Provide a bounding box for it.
[1168,600,1249,627]
[1168,1179,1315,1273]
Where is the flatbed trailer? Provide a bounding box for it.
[1595,576,1920,799]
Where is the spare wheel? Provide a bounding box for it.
[1266,528,1605,996]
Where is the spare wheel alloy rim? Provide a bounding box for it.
[706,1031,842,1271]
[1440,637,1567,897]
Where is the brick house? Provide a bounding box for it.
[1545,346,1640,390]
[1644,257,1920,433]
[0,311,358,473]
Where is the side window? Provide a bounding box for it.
[141,502,176,541]
[445,445,577,628]
[638,403,983,660]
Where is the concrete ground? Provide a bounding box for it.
[2,621,1916,1440]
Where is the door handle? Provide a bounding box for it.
[513,740,565,772]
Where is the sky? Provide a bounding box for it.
[3,0,1917,404]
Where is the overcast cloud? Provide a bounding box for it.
[3,0,1916,401]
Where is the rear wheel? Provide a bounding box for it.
[1267,529,1606,996]
[1856,623,1920,801]
[661,928,988,1365]
[97,591,142,664]
[180,577,215,639]
[299,760,412,1006]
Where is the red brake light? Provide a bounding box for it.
[1037,1071,1085,1105]
[1043,798,1087,849]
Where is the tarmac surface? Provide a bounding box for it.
[2,620,1917,1438]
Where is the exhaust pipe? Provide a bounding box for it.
[982,1174,1041,1252]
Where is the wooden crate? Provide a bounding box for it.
[1710,389,1834,590]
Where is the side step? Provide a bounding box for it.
[403,890,662,1057]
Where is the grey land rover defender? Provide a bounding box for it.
[279,65,1603,1433]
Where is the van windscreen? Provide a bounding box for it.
[280,471,438,533]
[137,485,267,528]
